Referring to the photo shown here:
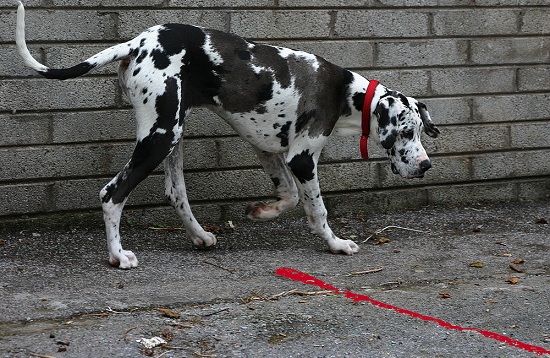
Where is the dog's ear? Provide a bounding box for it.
[418,102,440,138]
[375,101,397,149]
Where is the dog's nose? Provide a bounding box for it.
[419,159,432,172]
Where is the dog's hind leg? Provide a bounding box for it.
[245,147,299,221]
[101,76,185,269]
[164,139,216,248]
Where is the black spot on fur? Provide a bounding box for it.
[151,48,171,69]
[398,93,410,108]
[352,92,365,112]
[237,50,251,60]
[136,49,148,64]
[287,150,315,184]
[133,67,141,76]
[276,121,292,147]
[295,110,316,133]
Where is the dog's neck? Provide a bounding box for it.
[332,73,385,145]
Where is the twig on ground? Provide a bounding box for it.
[202,260,235,273]
[242,289,335,303]
[29,354,56,358]
[147,226,184,231]
[201,307,230,317]
[362,226,425,243]
[347,266,384,276]
[123,327,137,343]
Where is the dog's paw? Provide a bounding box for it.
[245,201,282,221]
[109,250,139,269]
[190,231,217,249]
[329,238,360,255]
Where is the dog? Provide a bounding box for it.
[15,2,439,268]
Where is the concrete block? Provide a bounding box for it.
[0,143,132,181]
[183,168,274,201]
[431,68,515,96]
[430,124,510,154]
[276,40,374,69]
[318,161,378,192]
[359,69,430,96]
[52,110,134,143]
[517,66,550,92]
[0,182,53,215]
[517,178,550,201]
[433,9,518,36]
[0,78,118,112]
[421,97,471,125]
[511,121,550,149]
[472,150,550,180]
[472,93,550,122]
[181,137,259,170]
[376,39,469,68]
[0,45,43,77]
[171,0,274,6]
[322,136,361,161]
[521,8,550,34]
[334,10,429,38]
[325,187,429,215]
[0,9,118,42]
[428,182,517,206]
[279,0,370,6]
[118,10,228,39]
[230,10,331,39]
[471,37,550,65]
[0,113,51,147]
[185,108,235,137]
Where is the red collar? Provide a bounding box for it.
[360,80,379,159]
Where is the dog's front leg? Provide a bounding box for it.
[286,149,359,255]
[164,140,216,248]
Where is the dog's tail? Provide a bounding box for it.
[16,1,134,80]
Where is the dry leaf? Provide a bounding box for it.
[158,308,180,319]
[374,237,391,245]
[439,292,451,299]
[511,259,524,264]
[505,277,519,284]
[469,262,484,268]
[509,264,523,273]
[535,217,548,224]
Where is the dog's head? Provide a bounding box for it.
[374,91,439,179]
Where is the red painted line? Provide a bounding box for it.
[276,267,550,356]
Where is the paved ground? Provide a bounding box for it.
[0,201,549,357]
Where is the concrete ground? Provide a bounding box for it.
[0,201,549,357]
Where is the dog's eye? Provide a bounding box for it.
[402,130,414,139]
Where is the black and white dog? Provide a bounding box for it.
[16,2,439,268]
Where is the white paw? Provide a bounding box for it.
[329,238,360,255]
[109,250,139,269]
[190,231,217,248]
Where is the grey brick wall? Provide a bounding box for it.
[1,1,549,225]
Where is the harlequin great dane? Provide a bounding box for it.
[16,2,439,268]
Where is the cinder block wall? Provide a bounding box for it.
[1,1,549,225]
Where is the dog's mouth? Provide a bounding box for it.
[391,163,426,179]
